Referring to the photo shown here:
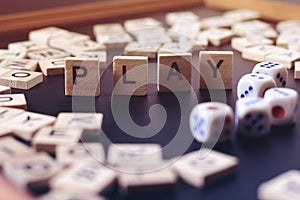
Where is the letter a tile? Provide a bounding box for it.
[158,53,191,92]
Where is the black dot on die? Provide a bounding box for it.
[257,125,265,133]
[282,81,286,87]
[249,86,253,92]
[280,77,283,82]
[277,73,280,79]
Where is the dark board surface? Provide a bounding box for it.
[1,6,300,200]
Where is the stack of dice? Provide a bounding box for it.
[190,61,298,143]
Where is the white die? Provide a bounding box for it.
[252,61,288,87]
[264,88,298,125]
[189,102,235,143]
[237,73,276,99]
[235,97,271,136]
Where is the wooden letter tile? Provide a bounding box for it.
[231,37,273,52]
[29,27,69,45]
[136,29,172,45]
[295,62,300,79]
[3,152,59,192]
[0,136,34,169]
[50,162,117,195]
[0,93,27,109]
[232,20,275,38]
[165,11,200,26]
[199,51,233,89]
[0,85,11,94]
[242,45,286,62]
[223,9,260,22]
[158,53,191,92]
[49,32,90,47]
[205,28,234,46]
[0,49,26,61]
[32,127,82,154]
[258,170,300,200]
[27,48,70,60]
[67,40,106,53]
[202,16,235,29]
[52,40,105,54]
[0,70,43,90]
[38,59,65,76]
[74,51,106,62]
[158,42,193,54]
[0,126,13,137]
[7,111,56,141]
[0,59,38,71]
[265,50,300,69]
[40,190,106,200]
[124,42,161,59]
[118,165,177,195]
[113,56,148,96]
[54,112,103,131]
[93,23,124,36]
[173,149,238,188]
[107,143,162,166]
[98,33,133,47]
[56,143,105,166]
[8,40,48,53]
[65,57,103,96]
[168,22,202,41]
[276,33,300,48]
[124,17,162,32]
[0,107,25,123]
